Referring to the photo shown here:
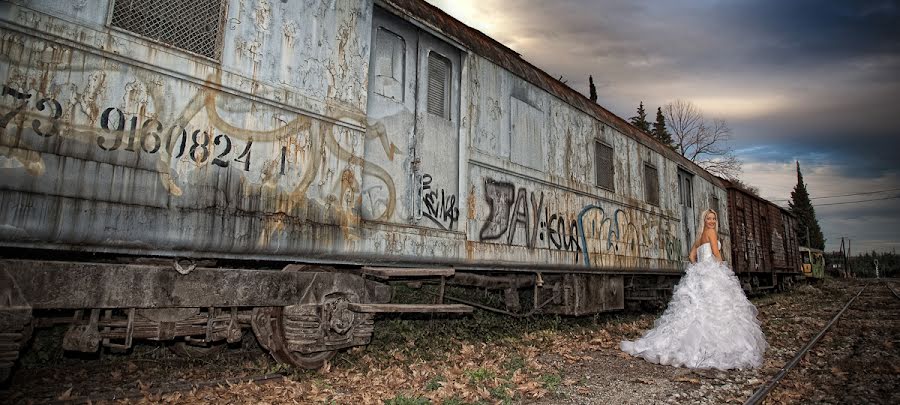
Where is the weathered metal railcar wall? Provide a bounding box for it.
[779,210,801,274]
[463,55,729,271]
[381,0,732,272]
[1,0,732,273]
[0,0,381,260]
[727,187,776,275]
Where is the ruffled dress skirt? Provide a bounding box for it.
[620,259,767,370]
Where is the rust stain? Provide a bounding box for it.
[0,145,44,176]
[466,184,476,220]
[385,0,724,187]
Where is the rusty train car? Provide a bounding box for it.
[0,0,737,379]
[723,181,803,291]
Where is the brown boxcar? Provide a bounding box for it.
[724,181,802,291]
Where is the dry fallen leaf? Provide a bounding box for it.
[57,387,73,401]
[673,376,701,384]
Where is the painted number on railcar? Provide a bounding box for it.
[0,85,294,176]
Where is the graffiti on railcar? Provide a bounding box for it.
[420,173,460,230]
[478,178,682,267]
[0,31,401,243]
[479,178,581,252]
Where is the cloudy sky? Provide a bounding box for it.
[427,0,900,254]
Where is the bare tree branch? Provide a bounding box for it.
[663,100,741,178]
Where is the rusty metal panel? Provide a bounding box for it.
[0,1,375,259]
[780,209,801,274]
[462,50,734,272]
[726,184,795,277]
[0,0,735,277]
[3,259,391,308]
[467,85,687,271]
[538,274,624,315]
[383,0,724,189]
[509,97,544,171]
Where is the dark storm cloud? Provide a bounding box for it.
[716,0,900,67]
[733,129,900,179]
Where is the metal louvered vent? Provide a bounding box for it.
[644,163,659,206]
[427,51,450,119]
[594,141,614,190]
[110,0,226,60]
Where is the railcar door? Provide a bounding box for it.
[412,34,462,231]
[363,9,419,223]
[677,168,695,259]
[364,9,462,231]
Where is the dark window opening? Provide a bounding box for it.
[644,163,659,206]
[594,141,614,191]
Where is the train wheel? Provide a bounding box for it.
[0,319,31,383]
[0,269,32,382]
[250,307,336,369]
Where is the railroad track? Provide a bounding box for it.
[745,280,900,404]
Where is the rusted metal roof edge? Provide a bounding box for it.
[720,177,794,216]
[380,0,725,187]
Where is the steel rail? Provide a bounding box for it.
[884,280,900,300]
[743,283,869,405]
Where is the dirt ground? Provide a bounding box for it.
[1,279,897,404]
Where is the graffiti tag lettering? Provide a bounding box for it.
[420,174,459,230]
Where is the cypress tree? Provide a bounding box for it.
[629,101,651,132]
[652,107,673,147]
[789,161,825,249]
[589,75,597,102]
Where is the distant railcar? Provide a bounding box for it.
[799,246,826,279]
[723,181,803,291]
[1,0,748,381]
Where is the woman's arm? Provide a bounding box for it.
[688,234,703,263]
[706,229,723,262]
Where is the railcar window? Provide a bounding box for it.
[710,195,720,214]
[644,163,659,206]
[685,179,693,207]
[594,141,614,191]
[374,28,406,102]
[427,51,451,119]
[110,0,226,60]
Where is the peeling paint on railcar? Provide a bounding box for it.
[0,1,380,256]
[1,0,733,271]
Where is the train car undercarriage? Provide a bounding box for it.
[0,257,641,381]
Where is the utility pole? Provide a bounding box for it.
[839,237,847,278]
[848,239,852,277]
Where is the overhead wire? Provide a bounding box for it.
[813,195,900,207]
[773,187,900,202]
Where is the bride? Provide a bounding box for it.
[620,209,767,370]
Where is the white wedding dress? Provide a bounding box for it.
[620,241,767,370]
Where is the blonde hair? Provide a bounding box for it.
[699,208,719,233]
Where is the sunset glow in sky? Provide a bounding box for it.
[427,0,900,253]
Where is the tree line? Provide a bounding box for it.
[827,251,899,278]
